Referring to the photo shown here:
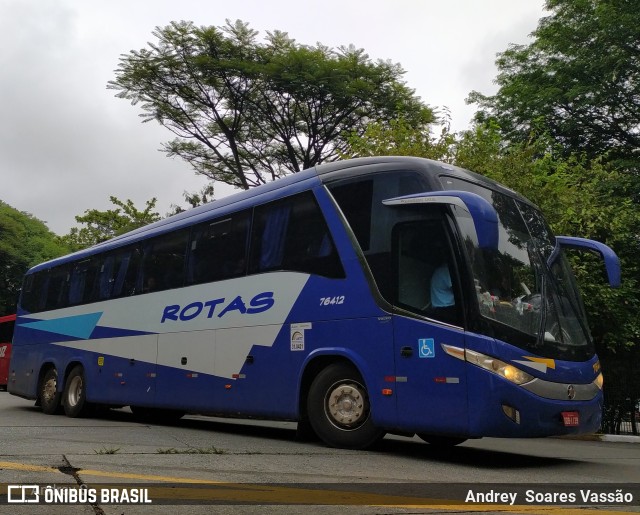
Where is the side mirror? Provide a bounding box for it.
[554,236,621,288]
[383,190,499,249]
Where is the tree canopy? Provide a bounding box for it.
[468,0,640,168]
[345,121,640,355]
[0,201,70,315]
[109,19,434,190]
[60,197,161,251]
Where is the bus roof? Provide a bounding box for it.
[27,156,529,274]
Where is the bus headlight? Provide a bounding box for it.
[466,349,534,385]
[594,372,604,390]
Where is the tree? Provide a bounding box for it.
[109,20,434,190]
[0,201,70,315]
[60,197,161,251]
[345,122,640,354]
[468,0,640,167]
[344,117,456,163]
[465,0,640,430]
[455,125,640,351]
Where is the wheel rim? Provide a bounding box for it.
[324,380,369,431]
[67,376,83,407]
[42,376,57,404]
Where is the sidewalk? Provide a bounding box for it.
[558,433,640,443]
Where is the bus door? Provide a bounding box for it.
[390,220,469,436]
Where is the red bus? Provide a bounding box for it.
[0,314,16,390]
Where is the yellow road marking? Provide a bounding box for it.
[79,469,226,484]
[0,461,61,474]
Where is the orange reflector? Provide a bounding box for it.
[225,384,232,390]
[381,389,393,396]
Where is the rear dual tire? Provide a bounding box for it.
[39,367,62,415]
[63,365,91,418]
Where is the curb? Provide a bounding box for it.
[557,433,640,443]
[600,434,640,443]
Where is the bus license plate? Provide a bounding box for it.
[561,411,580,427]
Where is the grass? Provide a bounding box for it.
[93,446,121,455]
[156,445,225,455]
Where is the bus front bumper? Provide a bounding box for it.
[466,368,603,438]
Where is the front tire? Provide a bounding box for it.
[307,363,383,449]
[63,365,91,418]
[39,367,62,415]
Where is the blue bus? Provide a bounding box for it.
[8,157,620,448]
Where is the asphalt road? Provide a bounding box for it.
[0,392,638,514]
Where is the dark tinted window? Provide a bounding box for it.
[330,180,373,251]
[44,265,71,311]
[187,211,250,285]
[96,247,140,299]
[328,171,428,300]
[250,192,344,278]
[140,231,189,294]
[68,258,101,305]
[21,273,42,313]
[0,318,14,343]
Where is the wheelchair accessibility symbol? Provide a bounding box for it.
[419,338,435,358]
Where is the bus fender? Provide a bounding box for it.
[297,347,380,422]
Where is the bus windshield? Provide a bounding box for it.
[442,177,594,362]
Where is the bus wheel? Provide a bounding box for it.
[39,367,62,415]
[417,434,467,446]
[63,365,90,418]
[307,363,383,449]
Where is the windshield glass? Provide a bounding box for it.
[441,176,594,361]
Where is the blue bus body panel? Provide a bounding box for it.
[392,315,469,435]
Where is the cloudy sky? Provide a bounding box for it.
[0,0,546,235]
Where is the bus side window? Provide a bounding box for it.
[97,251,131,300]
[249,192,344,279]
[20,274,39,313]
[68,258,101,306]
[394,220,462,326]
[97,255,115,300]
[117,248,140,297]
[140,230,189,294]
[187,211,250,285]
[44,266,71,311]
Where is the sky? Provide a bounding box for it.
[0,0,546,235]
